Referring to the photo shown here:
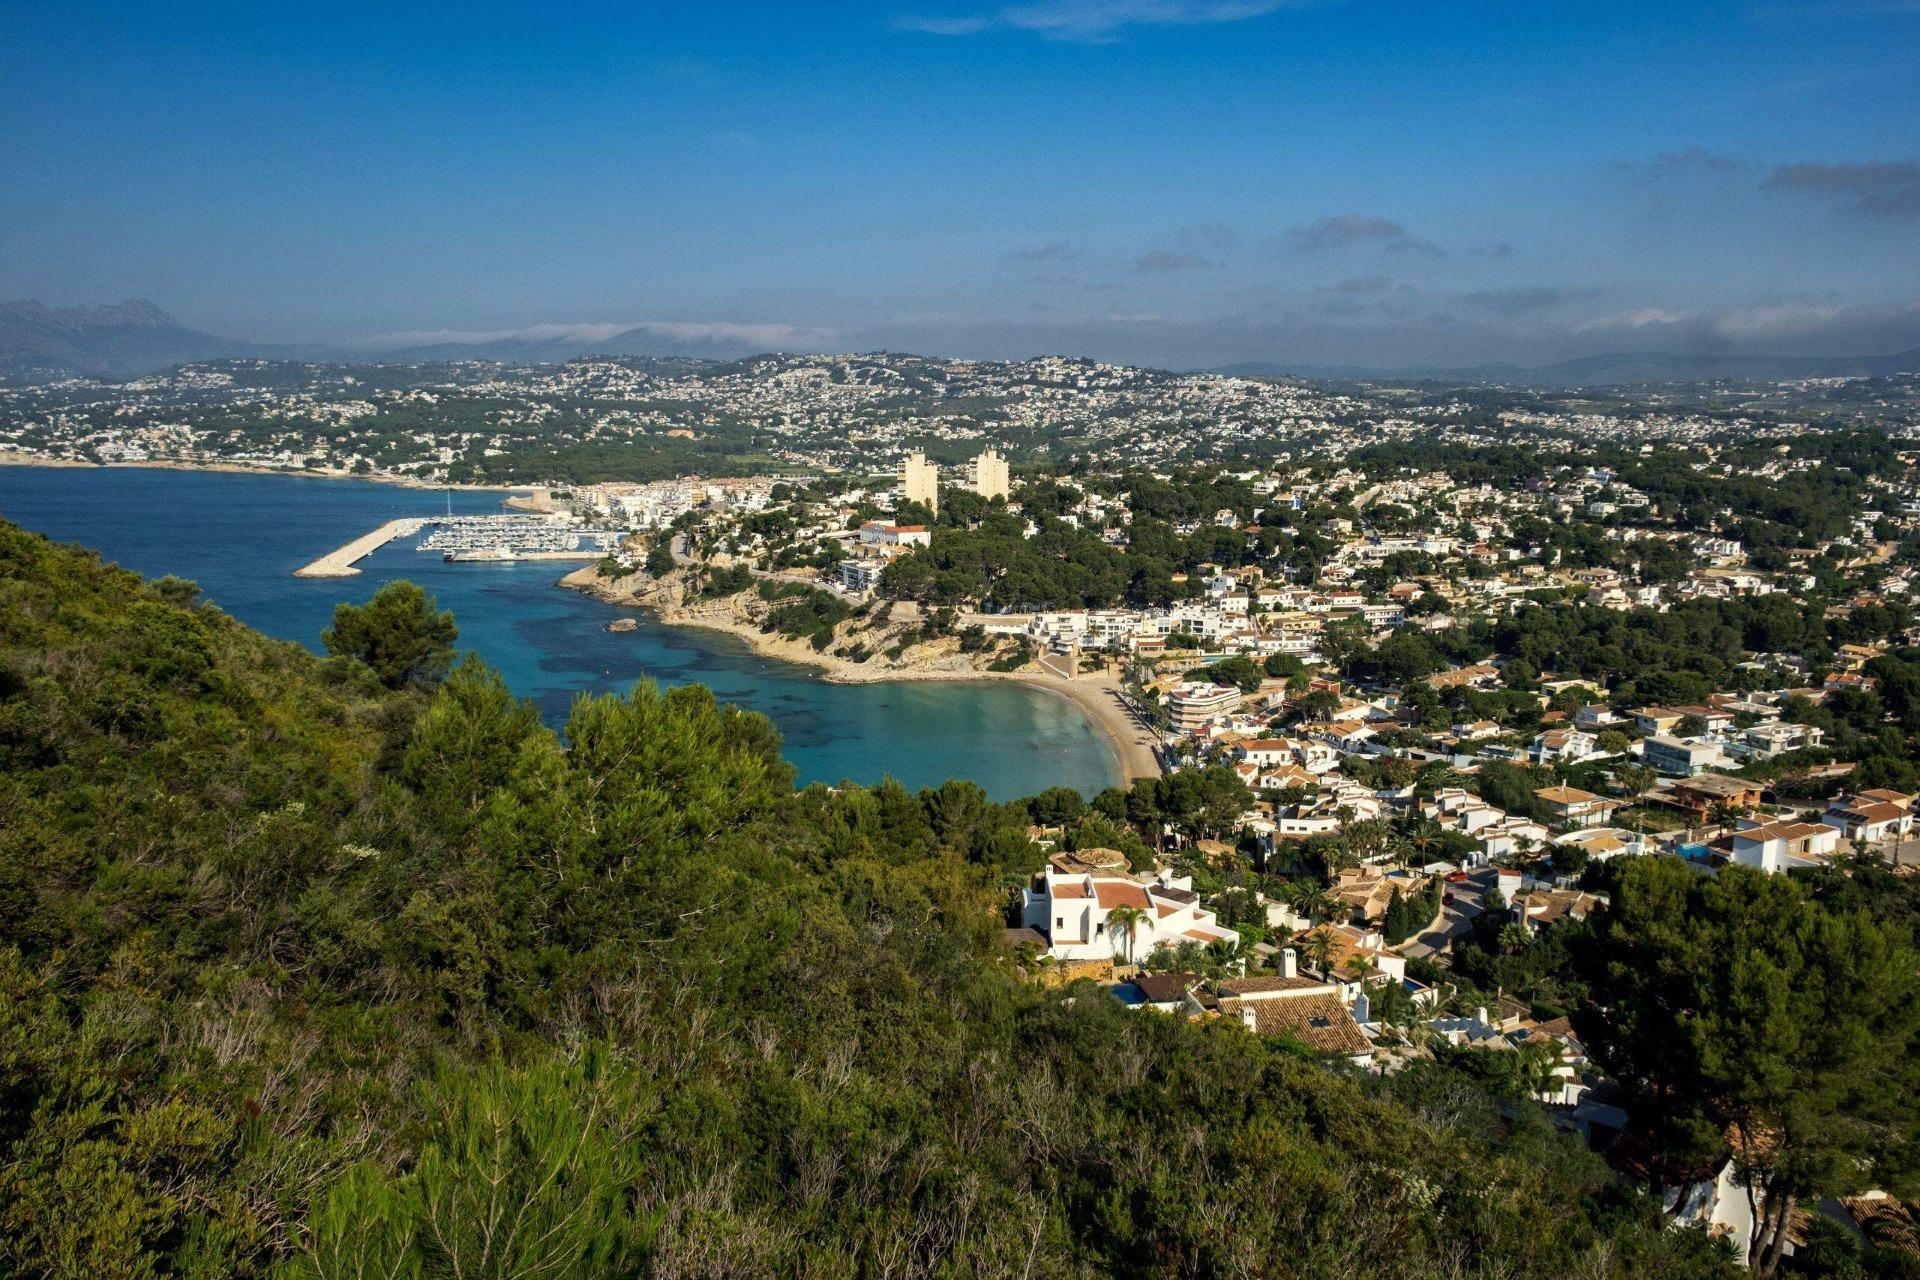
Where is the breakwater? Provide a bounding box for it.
[291,517,428,577]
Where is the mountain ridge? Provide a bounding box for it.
[0,298,276,379]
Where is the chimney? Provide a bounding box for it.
[1352,990,1371,1027]
[1475,1006,1490,1027]
[1280,948,1298,979]
[1240,1004,1257,1030]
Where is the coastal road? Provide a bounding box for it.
[1402,868,1492,960]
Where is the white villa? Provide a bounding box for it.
[1020,848,1237,963]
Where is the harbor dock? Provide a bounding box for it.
[292,517,429,578]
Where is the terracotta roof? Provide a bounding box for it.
[1216,974,1329,997]
[1134,972,1201,1004]
[1535,785,1608,806]
[1221,993,1372,1056]
[1735,820,1827,843]
[1094,882,1152,910]
[1051,883,1088,899]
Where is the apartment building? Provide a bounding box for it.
[964,447,1010,500]
[1168,681,1239,733]
[900,451,939,514]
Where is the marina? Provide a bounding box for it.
[294,513,618,577]
[417,513,618,562]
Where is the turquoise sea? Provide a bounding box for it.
[0,465,1119,799]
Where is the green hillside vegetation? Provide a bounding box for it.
[0,520,1736,1279]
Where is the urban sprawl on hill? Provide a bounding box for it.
[3,350,1920,1276]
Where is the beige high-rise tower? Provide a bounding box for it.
[901,451,939,514]
[965,447,1010,500]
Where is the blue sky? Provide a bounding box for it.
[3,0,1917,368]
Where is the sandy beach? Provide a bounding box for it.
[560,564,1163,783]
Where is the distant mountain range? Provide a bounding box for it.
[8,298,1920,388]
[1212,349,1920,387]
[0,300,803,379]
[0,299,280,379]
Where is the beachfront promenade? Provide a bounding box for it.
[292,517,428,578]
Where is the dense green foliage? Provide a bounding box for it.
[879,474,1331,611]
[0,522,1738,1279]
[322,580,460,690]
[757,581,857,650]
[1574,859,1920,1273]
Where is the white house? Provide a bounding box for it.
[1020,848,1236,963]
[1728,819,1841,874]
[1821,790,1914,845]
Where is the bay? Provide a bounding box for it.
[0,464,1121,799]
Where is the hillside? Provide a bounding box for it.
[0,519,1737,1278]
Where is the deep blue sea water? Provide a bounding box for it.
[0,465,1119,799]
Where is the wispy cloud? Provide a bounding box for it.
[1134,249,1216,271]
[1572,308,1691,333]
[1615,147,1744,181]
[1572,297,1920,348]
[1287,214,1443,257]
[1455,286,1583,317]
[1764,160,1920,217]
[1320,275,1392,294]
[1002,240,1080,264]
[895,0,1307,42]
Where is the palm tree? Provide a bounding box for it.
[1417,763,1462,799]
[1302,926,1338,979]
[1614,763,1656,802]
[1105,905,1149,970]
[1282,875,1344,924]
[1407,819,1444,870]
[1708,800,1747,834]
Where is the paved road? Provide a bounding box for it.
[1402,868,1493,959]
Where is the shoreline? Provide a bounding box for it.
[560,565,1162,783]
[0,454,1157,787]
[0,451,521,494]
